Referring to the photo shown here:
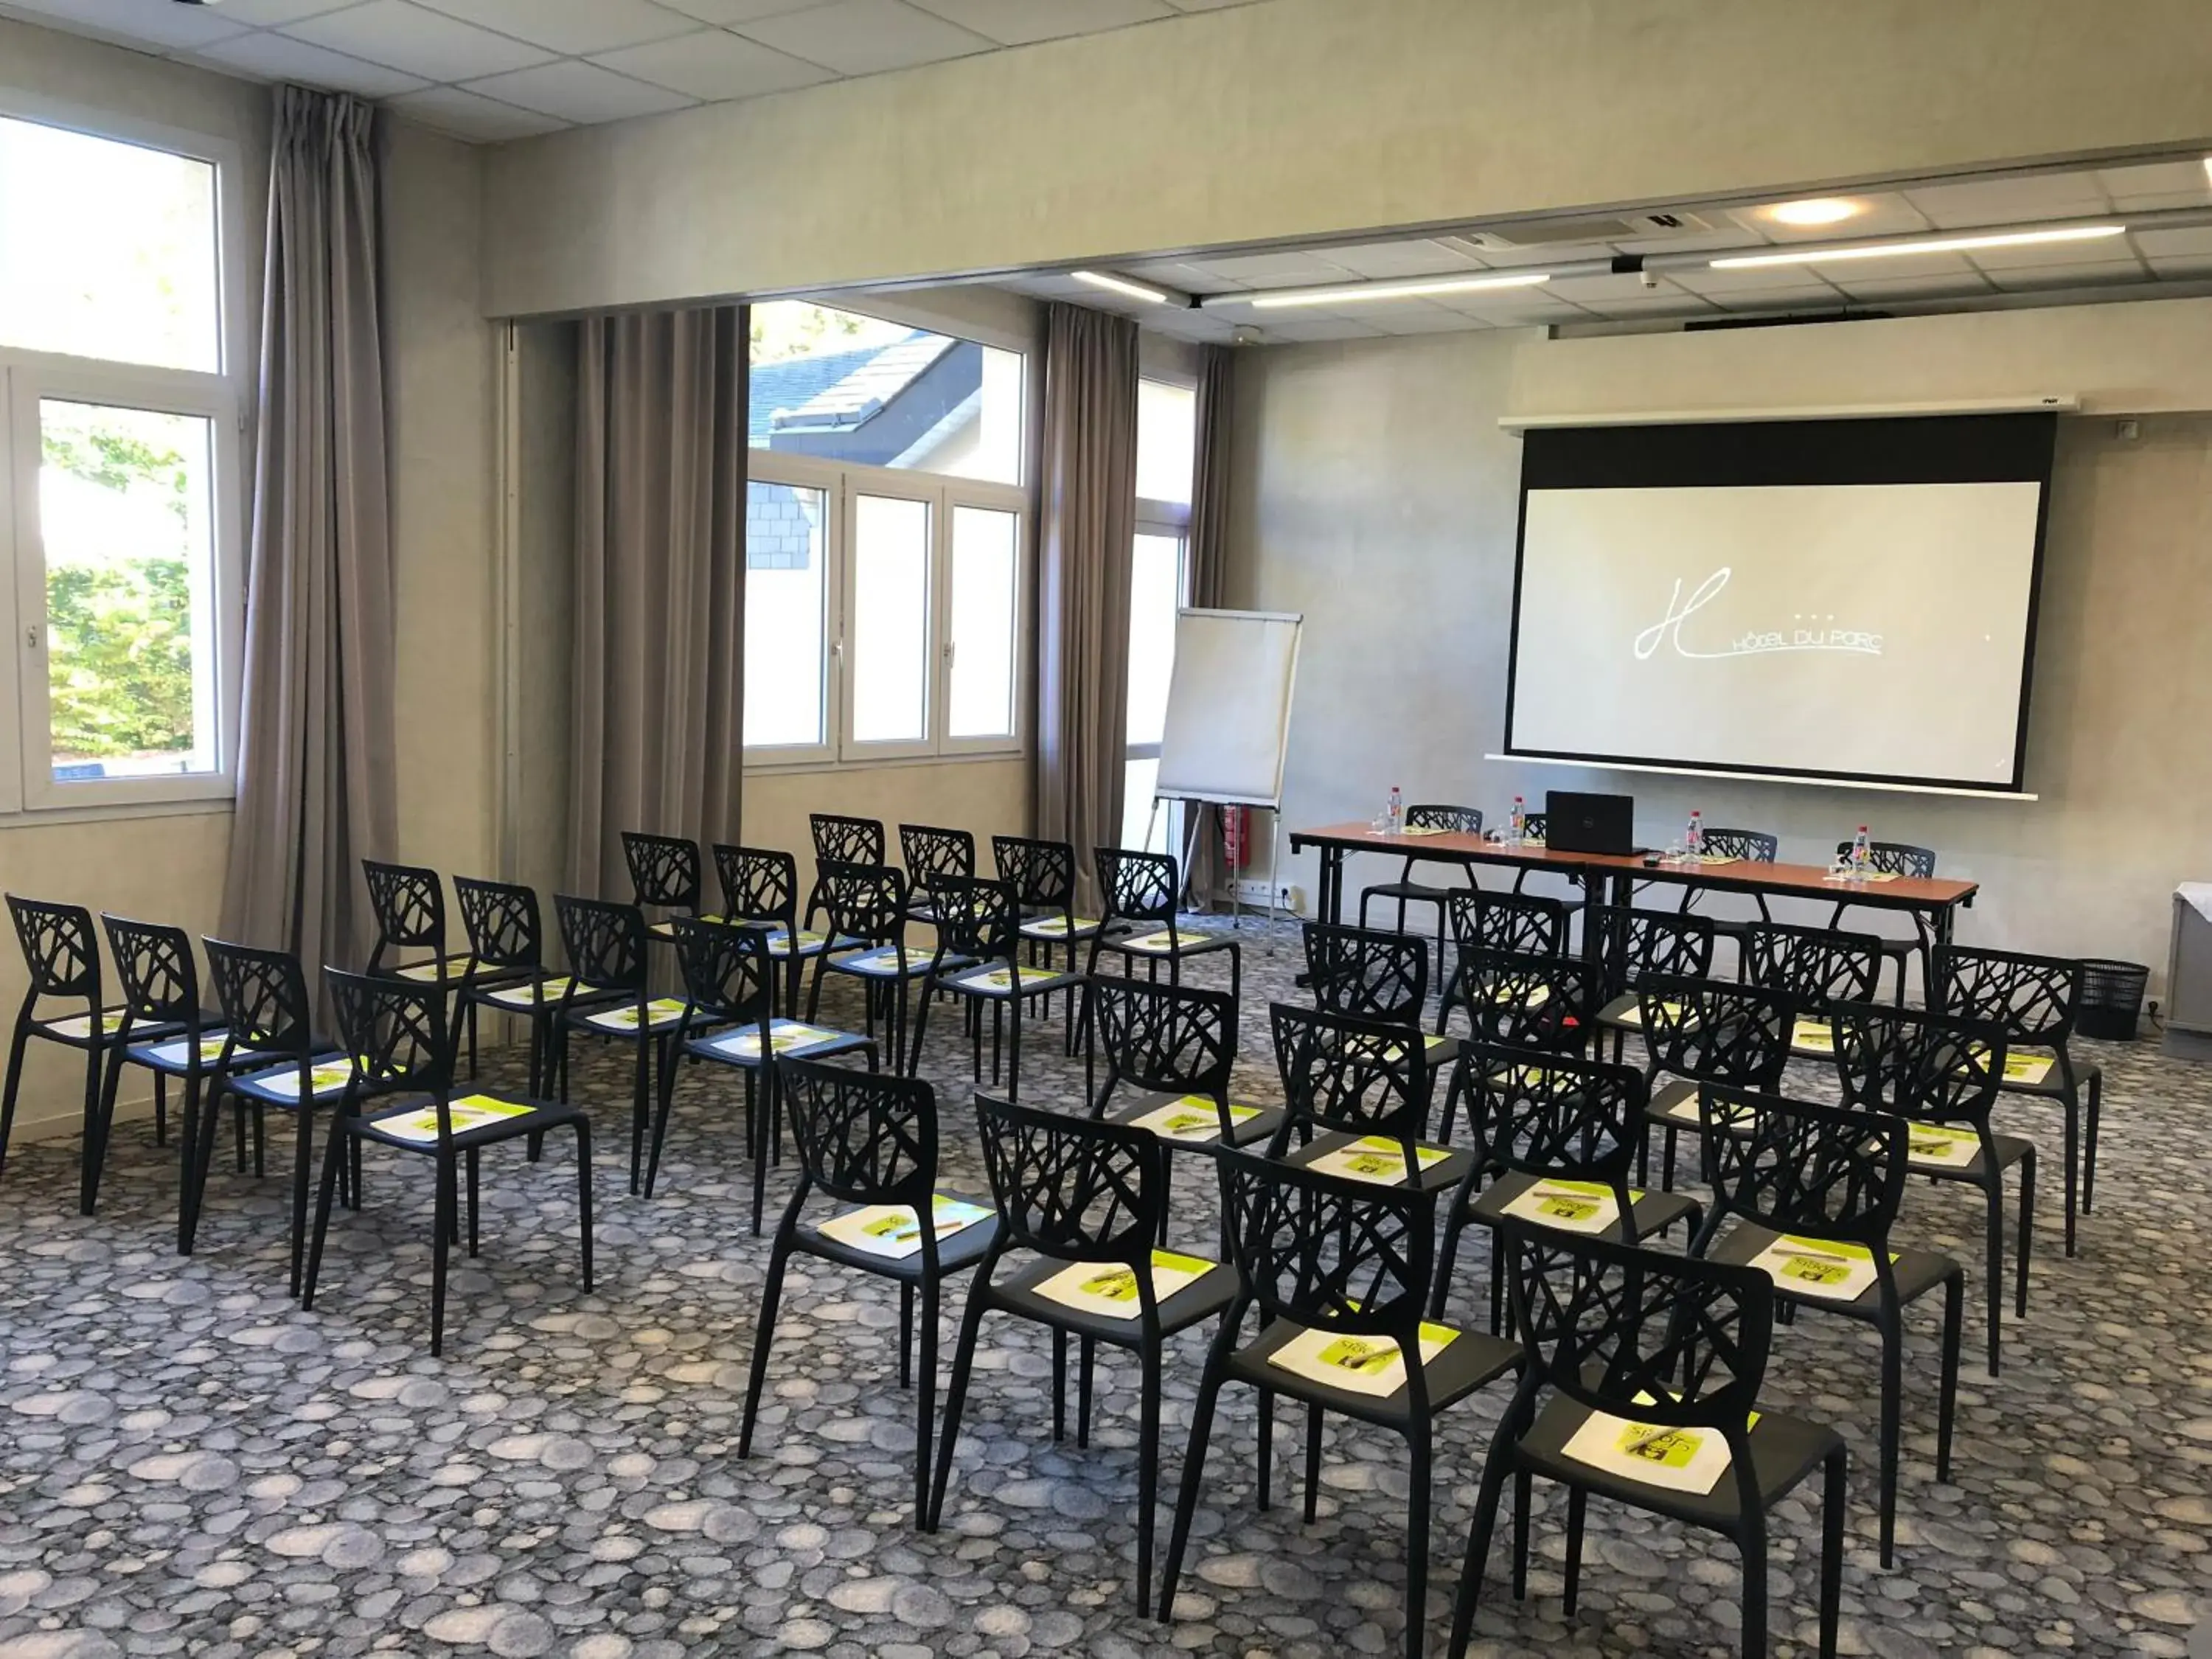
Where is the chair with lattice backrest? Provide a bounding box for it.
[1589,903,1718,1064]
[1691,1084,1963,1568]
[300,967,591,1356]
[1742,921,1881,1062]
[1666,828,1781,956]
[1159,1146,1522,1659]
[713,844,828,1015]
[1632,973,1795,1191]
[740,1059,996,1518]
[928,1093,1237,1611]
[992,834,1098,1051]
[622,832,705,946]
[804,813,886,929]
[1085,848,1242,1021]
[1832,999,2032,1377]
[1268,1000,1468,1197]
[1,894,133,1210]
[93,915,233,1232]
[1302,921,1428,1026]
[905,874,1070,1099]
[195,938,356,1292]
[899,823,975,922]
[1929,942,2101,1259]
[655,914,872,1225]
[1436,1043,1700,1332]
[364,860,504,1078]
[552,894,701,1196]
[1829,839,1939,1004]
[1357,803,1485,986]
[453,876,603,1098]
[809,861,939,1070]
[1446,1225,1846,1659]
[1439,890,1572,1034]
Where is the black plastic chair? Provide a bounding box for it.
[1591,905,1718,1054]
[658,915,874,1225]
[453,877,613,1098]
[928,1093,1237,1610]
[809,862,944,1071]
[992,834,1101,1051]
[1085,847,1242,1011]
[552,895,700,1194]
[805,813,886,928]
[1930,943,2101,1259]
[742,1060,997,1516]
[195,939,355,1292]
[907,874,1074,1099]
[1672,827,1780,959]
[1436,946,1602,1142]
[1829,840,1938,1004]
[1302,919,1463,1080]
[1832,1000,2033,1377]
[1438,889,1571,1032]
[302,967,591,1357]
[1267,1001,1468,1195]
[94,915,233,1236]
[2,894,144,1208]
[366,860,506,1078]
[1742,921,1881,1060]
[1692,1084,1963,1567]
[899,823,975,922]
[623,831,705,942]
[1447,1225,1846,1659]
[1436,1043,1701,1330]
[1357,803,1484,984]
[1634,974,1796,1190]
[1159,1147,1523,1659]
[714,844,839,1015]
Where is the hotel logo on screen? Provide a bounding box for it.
[1632,568,1883,661]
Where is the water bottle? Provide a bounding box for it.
[1684,810,1703,863]
[1851,825,1871,883]
[1385,785,1404,835]
[1508,795,1526,847]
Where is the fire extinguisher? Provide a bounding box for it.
[1221,805,1250,869]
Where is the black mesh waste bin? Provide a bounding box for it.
[2078,959,2149,1041]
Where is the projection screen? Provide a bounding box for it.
[1503,413,2056,792]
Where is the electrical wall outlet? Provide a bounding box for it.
[1233,877,1275,904]
[1275,882,1304,913]
[1226,878,1304,912]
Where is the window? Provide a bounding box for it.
[1122,378,1198,852]
[0,111,240,815]
[744,302,1027,765]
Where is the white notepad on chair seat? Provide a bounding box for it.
[1498,1178,1633,1235]
[1305,1135,1450,1186]
[1121,929,1206,954]
[1126,1096,1262,1143]
[815,1195,993,1260]
[1561,1391,1757,1495]
[1032,1251,1216,1318]
[1265,1321,1458,1399]
[702,1020,848,1060]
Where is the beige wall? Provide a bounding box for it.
[481,0,2212,317]
[1228,305,2212,989]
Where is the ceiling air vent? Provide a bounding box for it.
[1443,210,1717,252]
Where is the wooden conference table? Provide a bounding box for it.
[1289,821,1979,950]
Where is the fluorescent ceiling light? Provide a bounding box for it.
[1072,270,1171,304]
[1766,198,1862,227]
[1712,223,2126,268]
[1245,271,1551,309]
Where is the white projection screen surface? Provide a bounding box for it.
[1504,414,2056,791]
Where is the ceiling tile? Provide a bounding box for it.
[904,0,1172,46]
[204,0,362,24]
[656,0,840,21]
[190,29,431,96]
[284,0,556,80]
[1573,293,1719,319]
[2137,226,2212,259]
[2146,255,2212,279]
[1161,0,1265,10]
[1903,175,2110,229]
[414,0,701,56]
[0,0,248,49]
[1360,307,1489,335]
[462,58,698,122]
[1667,263,1840,296]
[1980,259,2148,292]
[1545,271,1688,302]
[386,83,569,139]
[734,0,994,76]
[1251,317,1389,342]
[2096,159,2212,206]
[594,27,832,99]
[1119,258,1239,290]
[1964,235,2140,271]
[1304,239,1484,279]
[1719,193,1932,242]
[1189,249,1360,285]
[1823,271,1995,301]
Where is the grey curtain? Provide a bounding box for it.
[566,307,748,900]
[1032,302,1140,914]
[222,86,396,990]
[1182,344,1235,906]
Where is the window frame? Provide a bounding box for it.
[742,451,1029,772]
[0,96,247,819]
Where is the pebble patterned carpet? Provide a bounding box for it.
[0,918,2205,1659]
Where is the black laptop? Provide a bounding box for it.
[1543,790,1641,857]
